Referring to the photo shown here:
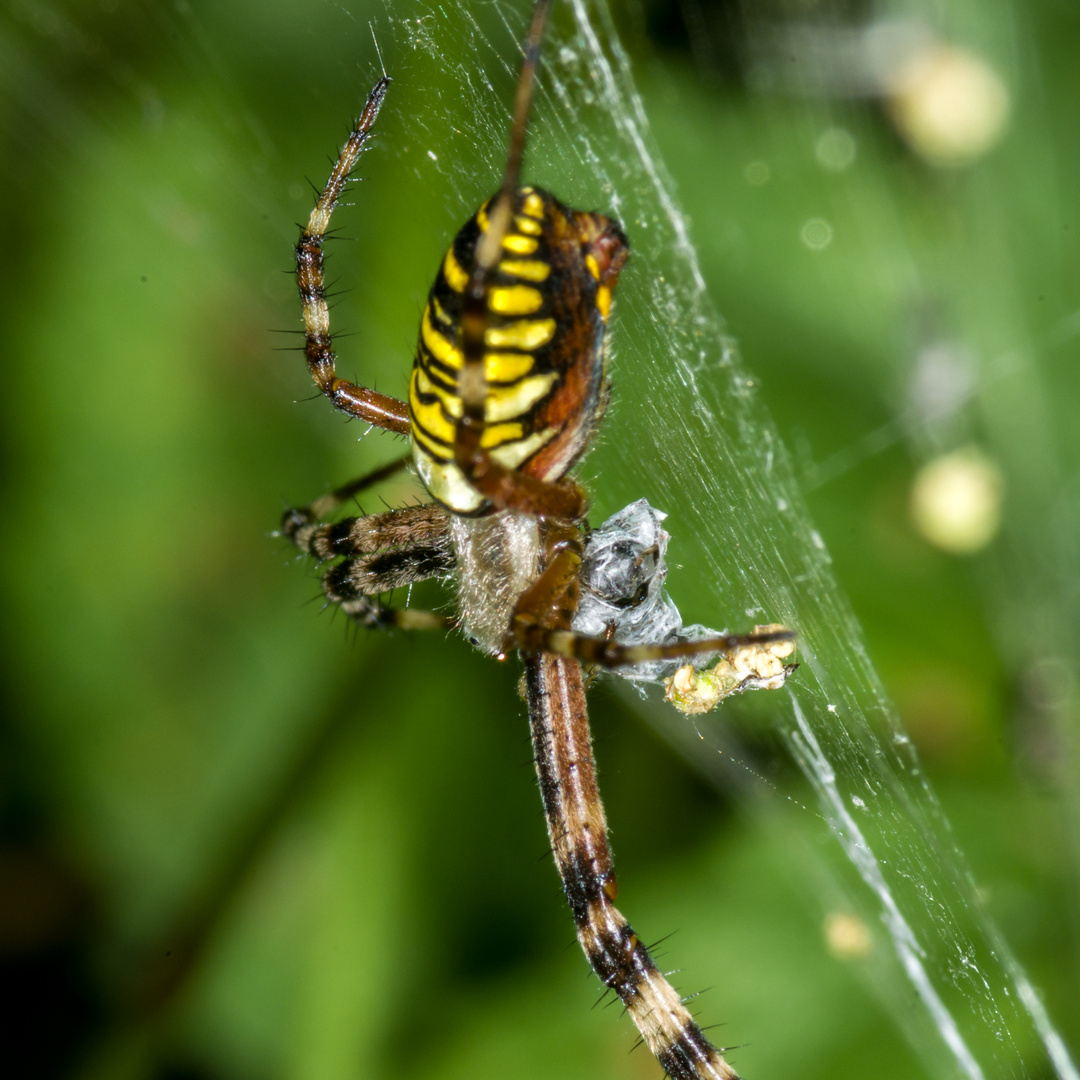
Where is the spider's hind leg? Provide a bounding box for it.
[321,542,454,631]
[280,453,413,541]
[282,458,456,632]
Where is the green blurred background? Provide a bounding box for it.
[0,0,1077,1077]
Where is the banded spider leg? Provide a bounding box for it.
[281,457,453,632]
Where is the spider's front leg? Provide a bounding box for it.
[508,525,794,672]
[296,76,411,436]
[528,619,796,670]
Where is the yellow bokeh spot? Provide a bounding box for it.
[824,913,873,961]
[911,446,1003,554]
[887,43,1010,167]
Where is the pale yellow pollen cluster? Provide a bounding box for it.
[664,625,796,714]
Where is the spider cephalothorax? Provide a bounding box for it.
[282,3,794,1077]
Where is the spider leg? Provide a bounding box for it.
[507,519,583,635]
[526,623,796,670]
[286,503,450,563]
[281,452,447,564]
[507,520,794,668]
[282,461,455,631]
[280,453,413,540]
[297,76,411,435]
[320,544,453,631]
[526,653,741,1080]
[479,0,551,270]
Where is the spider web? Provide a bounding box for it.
[1,0,1073,1073]
[370,2,1078,1078]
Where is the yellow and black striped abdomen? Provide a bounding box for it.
[410,186,629,515]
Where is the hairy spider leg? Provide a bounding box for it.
[504,519,755,1079]
[282,460,454,632]
[281,453,412,533]
[527,653,741,1080]
[320,542,454,630]
[296,76,411,436]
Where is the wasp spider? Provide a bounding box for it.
[282,3,794,1076]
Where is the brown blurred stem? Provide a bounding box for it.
[101,644,395,1041]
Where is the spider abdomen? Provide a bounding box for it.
[410,186,628,515]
